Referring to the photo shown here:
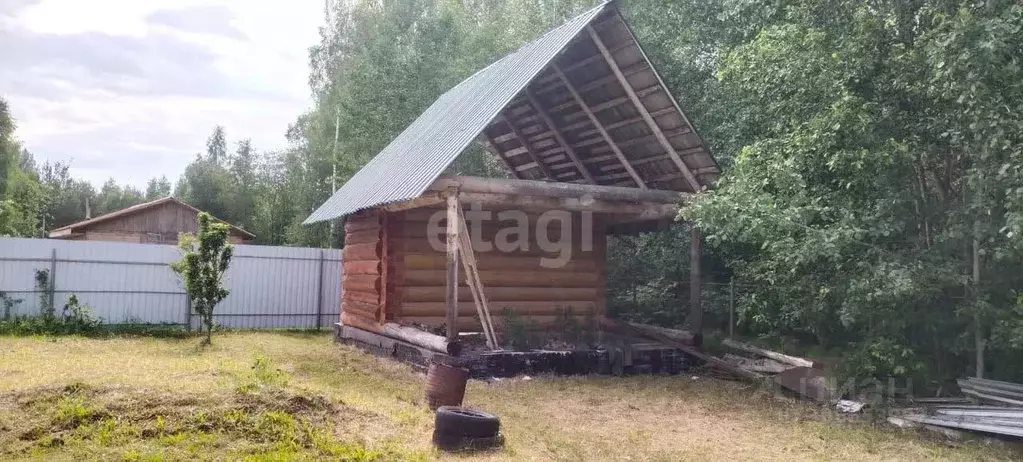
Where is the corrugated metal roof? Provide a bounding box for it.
[304,1,613,224]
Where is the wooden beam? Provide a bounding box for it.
[458,192,679,219]
[479,134,523,180]
[506,81,662,129]
[534,60,650,97]
[498,115,553,180]
[445,189,460,342]
[381,193,445,212]
[588,25,701,192]
[530,39,635,88]
[611,10,721,181]
[430,176,685,203]
[524,88,596,184]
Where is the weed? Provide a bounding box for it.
[0,291,22,320]
[52,396,106,429]
[235,355,290,393]
[254,411,297,442]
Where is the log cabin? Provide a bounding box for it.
[48,196,254,245]
[305,1,720,366]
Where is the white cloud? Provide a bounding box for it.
[0,0,323,187]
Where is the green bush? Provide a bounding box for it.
[0,294,101,335]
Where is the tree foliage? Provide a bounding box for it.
[670,0,1023,384]
[171,212,234,346]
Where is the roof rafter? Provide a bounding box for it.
[497,114,554,180]
[587,25,701,192]
[479,134,523,180]
[524,88,596,184]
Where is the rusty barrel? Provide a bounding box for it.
[426,363,469,410]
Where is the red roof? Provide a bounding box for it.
[49,196,255,239]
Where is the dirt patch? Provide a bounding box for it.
[0,382,373,459]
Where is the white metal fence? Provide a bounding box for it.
[0,237,342,329]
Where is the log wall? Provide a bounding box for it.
[340,209,384,330]
[391,206,606,330]
[340,205,608,332]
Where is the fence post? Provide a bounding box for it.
[315,249,325,330]
[184,294,192,331]
[49,247,57,314]
[728,277,735,338]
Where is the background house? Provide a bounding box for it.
[48,196,254,245]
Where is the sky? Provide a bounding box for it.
[0,0,323,187]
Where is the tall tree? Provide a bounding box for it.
[145,175,172,201]
[39,160,96,227]
[205,125,227,165]
[229,139,255,228]
[0,98,45,236]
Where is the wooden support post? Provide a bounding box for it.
[973,219,984,379]
[587,25,701,192]
[689,226,702,333]
[728,277,735,338]
[445,189,460,342]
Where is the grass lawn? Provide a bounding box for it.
[0,332,1018,461]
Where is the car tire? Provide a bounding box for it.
[432,406,502,451]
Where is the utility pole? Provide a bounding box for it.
[329,106,340,248]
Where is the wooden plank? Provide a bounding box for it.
[445,190,460,342]
[498,115,553,179]
[480,134,523,180]
[605,318,761,380]
[722,339,819,368]
[524,88,596,184]
[456,202,499,348]
[588,25,701,192]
